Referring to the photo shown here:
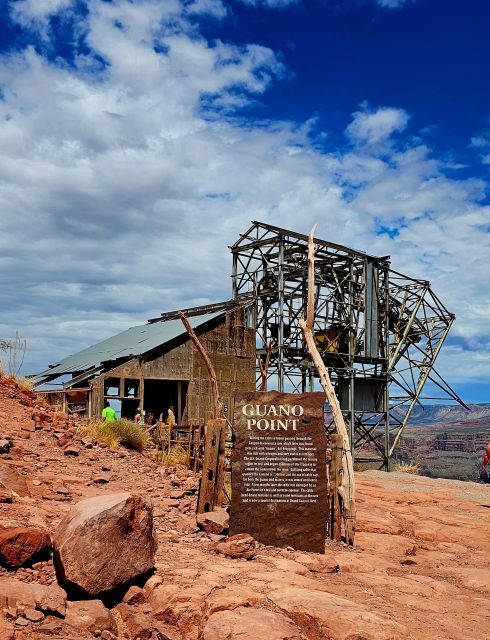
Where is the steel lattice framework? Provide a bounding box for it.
[231,221,466,469]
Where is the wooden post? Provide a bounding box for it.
[197,418,226,513]
[257,340,273,392]
[299,224,356,545]
[329,434,343,541]
[179,312,227,513]
[178,312,223,419]
[213,418,227,508]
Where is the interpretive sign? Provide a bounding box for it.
[229,391,328,553]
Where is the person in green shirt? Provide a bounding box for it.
[102,401,117,422]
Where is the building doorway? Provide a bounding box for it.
[143,379,188,424]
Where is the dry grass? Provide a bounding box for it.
[393,462,421,475]
[155,444,190,467]
[353,462,379,472]
[81,418,148,452]
[15,377,34,392]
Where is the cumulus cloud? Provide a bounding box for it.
[0,0,489,398]
[346,104,409,145]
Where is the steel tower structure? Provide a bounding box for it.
[231,221,466,469]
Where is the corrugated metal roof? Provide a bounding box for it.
[35,311,224,379]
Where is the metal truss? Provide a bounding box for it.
[231,221,466,469]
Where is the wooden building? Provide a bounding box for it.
[33,302,256,423]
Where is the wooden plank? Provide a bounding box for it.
[212,418,227,508]
[197,421,222,514]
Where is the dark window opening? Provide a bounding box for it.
[143,379,188,424]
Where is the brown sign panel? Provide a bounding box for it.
[229,391,328,553]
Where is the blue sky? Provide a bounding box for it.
[0,0,489,402]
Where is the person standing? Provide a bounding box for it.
[135,407,145,425]
[166,405,176,428]
[102,400,117,422]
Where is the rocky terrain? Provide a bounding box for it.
[1,376,490,639]
[397,418,490,481]
[393,403,490,425]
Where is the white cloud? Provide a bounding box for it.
[346,105,409,145]
[186,0,228,18]
[9,0,77,39]
[375,0,412,8]
[238,0,299,8]
[0,0,489,398]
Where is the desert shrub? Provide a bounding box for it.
[155,444,190,466]
[82,419,148,452]
[393,462,420,475]
[110,419,148,452]
[0,332,27,377]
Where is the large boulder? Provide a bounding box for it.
[53,492,157,596]
[0,527,51,568]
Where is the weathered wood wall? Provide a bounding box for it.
[89,310,255,421]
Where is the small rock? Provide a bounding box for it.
[0,527,51,568]
[214,534,256,560]
[0,462,30,497]
[123,585,147,606]
[15,616,29,627]
[154,621,181,640]
[63,446,80,457]
[101,465,111,472]
[0,488,13,503]
[93,474,112,484]
[116,602,152,640]
[196,509,229,535]
[24,608,45,622]
[0,438,13,454]
[52,482,69,495]
[169,490,185,500]
[35,619,64,636]
[65,600,117,635]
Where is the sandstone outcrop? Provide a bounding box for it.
[53,492,157,596]
[203,607,306,640]
[268,586,409,639]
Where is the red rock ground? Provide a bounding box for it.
[1,375,490,639]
